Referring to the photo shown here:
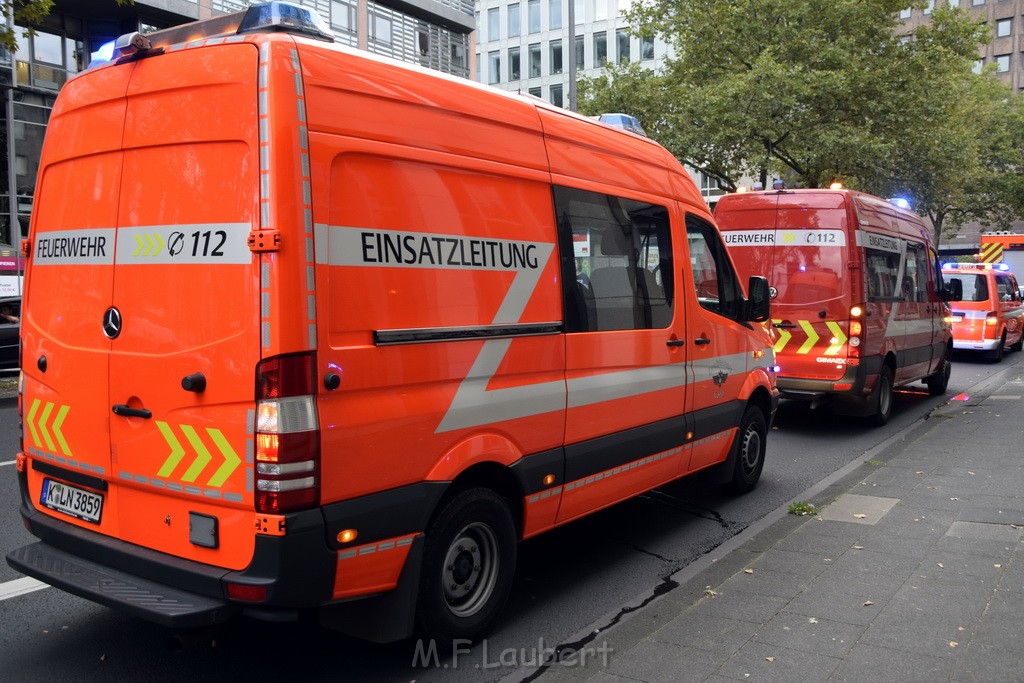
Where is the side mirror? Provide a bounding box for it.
[745,276,771,322]
[942,278,962,302]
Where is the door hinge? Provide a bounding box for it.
[248,229,281,252]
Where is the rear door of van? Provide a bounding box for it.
[22,44,261,569]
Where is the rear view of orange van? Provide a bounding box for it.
[942,262,1024,361]
[7,3,777,643]
[716,188,956,425]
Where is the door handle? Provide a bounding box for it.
[112,405,152,419]
[694,337,711,346]
[774,322,796,329]
[666,339,685,347]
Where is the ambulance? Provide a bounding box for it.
[715,188,957,425]
[6,3,778,643]
[941,262,1024,361]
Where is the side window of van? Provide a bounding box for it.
[866,248,902,301]
[686,214,740,319]
[903,243,927,303]
[996,275,1017,302]
[553,186,673,332]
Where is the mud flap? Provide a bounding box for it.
[318,534,424,643]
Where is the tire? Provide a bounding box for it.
[1011,334,1023,353]
[417,488,517,643]
[986,333,1006,362]
[869,366,894,426]
[924,349,951,396]
[727,406,767,494]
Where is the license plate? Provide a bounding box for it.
[40,479,103,524]
[951,316,963,323]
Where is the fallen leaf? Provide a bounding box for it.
[950,497,960,501]
[853,545,864,550]
[995,564,1002,569]
[765,656,776,662]
[808,617,819,624]
[853,514,867,519]
[100,655,107,661]
[863,600,875,606]
[744,568,754,574]
[916,470,925,475]
[968,472,975,475]
[949,641,959,648]
[937,563,944,568]
[705,586,719,597]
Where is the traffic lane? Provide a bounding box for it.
[1,397,36,586]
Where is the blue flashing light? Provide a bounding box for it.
[238,2,334,41]
[890,197,911,209]
[88,40,116,68]
[997,263,1010,271]
[942,262,957,269]
[597,113,647,137]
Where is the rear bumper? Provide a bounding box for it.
[5,464,418,639]
[776,357,876,400]
[953,338,999,351]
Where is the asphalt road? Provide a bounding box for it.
[0,352,1016,682]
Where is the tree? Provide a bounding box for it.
[2,0,57,53]
[578,1,1024,241]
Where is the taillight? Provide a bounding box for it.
[985,312,998,328]
[254,353,320,514]
[848,305,864,357]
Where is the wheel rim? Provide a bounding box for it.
[441,522,500,618]
[740,424,762,477]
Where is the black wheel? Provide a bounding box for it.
[924,349,951,396]
[417,488,517,642]
[986,333,1006,362]
[869,366,894,426]
[1011,333,1023,353]
[728,406,767,493]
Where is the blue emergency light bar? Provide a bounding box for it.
[942,262,1010,271]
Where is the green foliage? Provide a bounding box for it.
[578,0,1024,239]
[788,501,819,516]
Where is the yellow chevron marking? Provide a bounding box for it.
[38,402,56,451]
[771,319,791,353]
[152,233,164,256]
[797,320,819,354]
[134,234,146,256]
[27,399,41,448]
[780,232,797,244]
[206,428,241,487]
[156,421,186,477]
[180,425,212,483]
[824,322,848,356]
[52,405,72,456]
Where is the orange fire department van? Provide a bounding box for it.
[941,262,1024,361]
[6,3,777,643]
[715,188,956,425]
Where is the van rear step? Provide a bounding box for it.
[7,542,236,628]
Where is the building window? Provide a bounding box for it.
[551,83,563,108]
[528,0,541,33]
[575,34,585,71]
[972,0,985,5]
[369,11,392,45]
[574,0,584,24]
[488,50,500,84]
[529,86,542,97]
[508,3,521,38]
[549,0,562,30]
[973,58,984,74]
[995,54,1010,72]
[616,28,630,63]
[509,46,521,80]
[529,42,541,77]
[550,39,562,74]
[593,0,607,21]
[996,18,1012,38]
[488,7,500,41]
[899,8,912,18]
[331,0,356,32]
[616,0,629,15]
[593,31,607,65]
[641,35,654,60]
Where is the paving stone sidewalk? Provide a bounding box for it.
[531,360,1024,683]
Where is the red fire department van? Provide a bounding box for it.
[715,188,956,425]
[941,262,1024,361]
[7,3,777,643]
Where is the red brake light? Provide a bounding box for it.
[254,353,319,514]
